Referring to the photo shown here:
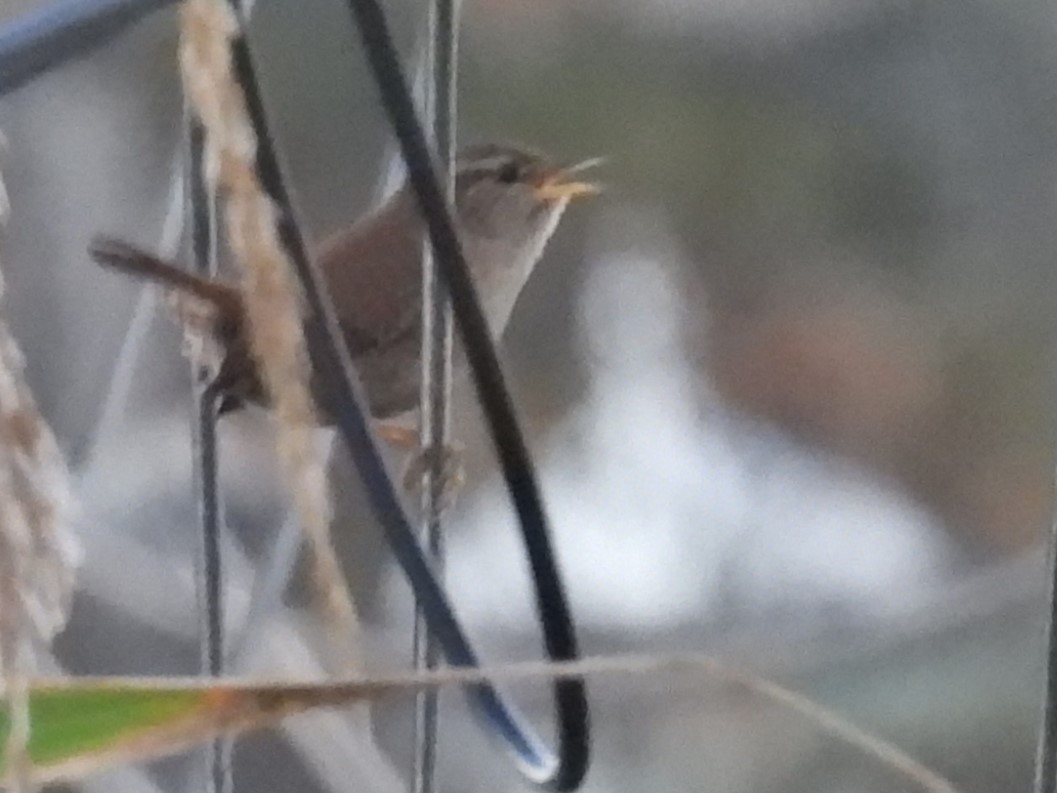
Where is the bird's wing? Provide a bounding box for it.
[316,191,425,360]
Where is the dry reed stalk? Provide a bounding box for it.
[0,142,80,793]
[177,0,362,668]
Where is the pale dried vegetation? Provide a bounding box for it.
[178,0,362,667]
[0,151,80,793]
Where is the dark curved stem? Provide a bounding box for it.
[0,0,177,96]
[339,0,589,787]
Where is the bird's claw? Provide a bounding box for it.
[376,422,466,513]
[402,441,466,515]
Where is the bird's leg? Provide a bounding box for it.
[374,422,417,448]
[375,421,466,513]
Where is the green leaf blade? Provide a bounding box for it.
[2,685,209,778]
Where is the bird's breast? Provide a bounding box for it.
[462,204,566,337]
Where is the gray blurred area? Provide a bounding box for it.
[2,0,1057,792]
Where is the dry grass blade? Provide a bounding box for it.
[177,0,362,668]
[7,654,959,793]
[0,139,80,793]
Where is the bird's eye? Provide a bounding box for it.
[496,161,520,183]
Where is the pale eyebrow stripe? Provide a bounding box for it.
[455,156,512,175]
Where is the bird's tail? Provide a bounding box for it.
[88,236,241,312]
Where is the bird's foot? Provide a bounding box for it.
[376,422,466,513]
[401,441,466,514]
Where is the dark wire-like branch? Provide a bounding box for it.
[0,0,176,96]
[340,0,589,787]
[411,0,458,789]
[187,114,232,793]
[187,116,221,691]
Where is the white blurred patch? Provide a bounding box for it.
[388,203,951,638]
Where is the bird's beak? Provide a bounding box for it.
[533,157,604,202]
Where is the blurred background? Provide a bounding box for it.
[2,0,1057,791]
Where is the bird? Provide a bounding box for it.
[88,142,599,459]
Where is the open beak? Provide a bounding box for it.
[533,157,604,202]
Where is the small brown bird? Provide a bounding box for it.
[89,143,599,445]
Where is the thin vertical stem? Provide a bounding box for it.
[411,0,457,790]
[187,114,231,793]
[1033,453,1057,793]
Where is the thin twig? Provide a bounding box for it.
[411,0,458,789]
[187,108,233,793]
[26,653,961,793]
[1033,466,1057,793]
[349,653,963,793]
[187,116,223,680]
